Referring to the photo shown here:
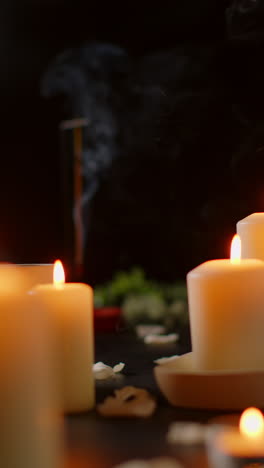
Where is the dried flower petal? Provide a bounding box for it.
[144,333,179,345]
[93,361,125,380]
[97,386,157,418]
[113,362,125,373]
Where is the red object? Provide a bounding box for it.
[94,307,122,332]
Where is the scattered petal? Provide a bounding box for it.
[167,422,209,445]
[144,333,179,345]
[113,362,125,373]
[136,325,166,338]
[97,386,157,418]
[114,457,183,468]
[154,355,180,365]
[93,361,125,380]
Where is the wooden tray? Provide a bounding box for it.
[154,352,264,410]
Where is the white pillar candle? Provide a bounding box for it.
[0,264,62,468]
[32,260,94,413]
[18,264,53,288]
[237,212,264,260]
[187,235,264,370]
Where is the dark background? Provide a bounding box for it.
[0,1,254,283]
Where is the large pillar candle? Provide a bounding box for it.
[32,260,94,413]
[237,212,264,260]
[0,264,62,468]
[187,235,264,371]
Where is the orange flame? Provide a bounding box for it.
[230,234,241,263]
[239,407,264,439]
[53,260,65,286]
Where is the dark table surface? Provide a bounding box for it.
[64,327,232,468]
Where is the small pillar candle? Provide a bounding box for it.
[187,235,264,370]
[0,264,62,468]
[32,260,94,413]
[237,212,264,260]
[207,408,264,467]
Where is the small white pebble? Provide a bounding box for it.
[93,361,125,380]
[154,355,180,365]
[144,333,179,345]
[167,422,208,445]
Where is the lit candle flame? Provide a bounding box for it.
[230,234,241,264]
[239,407,264,439]
[53,260,65,286]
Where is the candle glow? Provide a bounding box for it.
[230,234,241,264]
[239,407,264,440]
[53,260,65,286]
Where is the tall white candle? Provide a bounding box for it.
[32,260,94,413]
[237,212,264,260]
[0,264,62,468]
[187,235,264,370]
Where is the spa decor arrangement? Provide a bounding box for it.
[3,211,264,466]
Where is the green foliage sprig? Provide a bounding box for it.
[94,267,189,329]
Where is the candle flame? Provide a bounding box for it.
[53,260,65,286]
[230,234,241,263]
[239,407,264,439]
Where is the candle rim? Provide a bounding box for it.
[238,212,264,225]
[187,258,264,277]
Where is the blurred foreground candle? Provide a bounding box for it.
[32,260,94,413]
[237,212,264,260]
[187,235,264,370]
[0,264,62,468]
[207,407,264,467]
[18,263,53,288]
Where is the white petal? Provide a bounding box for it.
[136,325,166,338]
[93,362,115,380]
[93,361,125,380]
[144,333,179,345]
[113,362,125,373]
